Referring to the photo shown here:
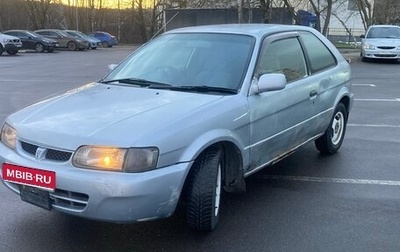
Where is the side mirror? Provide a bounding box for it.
[360,34,365,39]
[251,73,286,94]
[108,64,118,72]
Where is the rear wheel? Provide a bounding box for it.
[34,43,45,53]
[185,147,223,231]
[67,41,77,51]
[101,41,109,48]
[0,45,3,56]
[47,47,54,53]
[315,103,348,154]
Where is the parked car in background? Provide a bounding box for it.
[35,29,89,51]
[64,30,101,49]
[0,32,22,55]
[0,24,353,231]
[360,24,400,62]
[87,31,118,47]
[3,30,59,53]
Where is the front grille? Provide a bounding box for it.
[20,141,72,162]
[21,141,37,155]
[51,189,89,211]
[46,149,72,161]
[374,54,397,58]
[377,46,395,50]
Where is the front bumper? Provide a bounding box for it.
[362,49,400,59]
[4,43,22,51]
[77,41,89,49]
[0,142,191,223]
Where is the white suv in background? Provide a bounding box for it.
[0,32,22,56]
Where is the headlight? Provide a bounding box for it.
[362,43,375,50]
[1,123,17,149]
[72,146,159,173]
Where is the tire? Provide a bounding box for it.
[101,41,109,48]
[0,45,3,56]
[315,103,348,155]
[34,43,45,53]
[47,47,54,53]
[185,147,223,231]
[67,41,77,51]
[6,50,18,55]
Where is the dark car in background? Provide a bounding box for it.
[64,30,101,49]
[35,29,89,51]
[3,30,59,53]
[87,31,118,48]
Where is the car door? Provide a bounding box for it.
[47,31,66,47]
[298,31,343,134]
[19,32,35,50]
[247,32,318,173]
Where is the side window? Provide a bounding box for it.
[18,32,27,38]
[38,31,49,36]
[300,32,336,73]
[256,37,307,83]
[48,32,57,37]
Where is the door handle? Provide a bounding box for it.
[309,90,318,97]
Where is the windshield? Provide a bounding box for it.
[59,30,72,37]
[103,33,255,91]
[68,31,84,38]
[25,31,39,38]
[367,27,400,39]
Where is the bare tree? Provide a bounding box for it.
[355,0,373,29]
[373,0,400,25]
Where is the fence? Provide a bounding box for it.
[326,28,365,43]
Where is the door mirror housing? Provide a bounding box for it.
[251,73,287,94]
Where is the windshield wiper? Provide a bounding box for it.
[100,78,172,88]
[150,85,238,94]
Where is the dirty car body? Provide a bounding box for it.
[0,24,353,231]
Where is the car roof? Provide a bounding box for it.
[166,24,318,39]
[368,25,400,28]
[3,30,30,33]
[35,29,62,32]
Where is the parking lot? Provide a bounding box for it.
[1,48,400,251]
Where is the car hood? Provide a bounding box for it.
[364,38,400,46]
[9,83,224,150]
[0,33,20,41]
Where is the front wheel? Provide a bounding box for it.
[185,147,223,231]
[315,103,348,154]
[67,41,77,51]
[6,50,18,55]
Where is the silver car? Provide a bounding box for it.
[360,24,400,61]
[0,24,353,231]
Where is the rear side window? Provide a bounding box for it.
[300,32,336,73]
